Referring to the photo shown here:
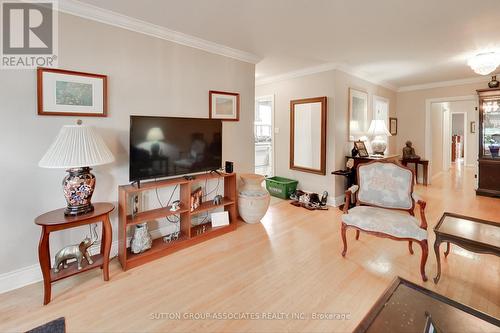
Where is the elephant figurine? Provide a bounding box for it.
[53,237,94,273]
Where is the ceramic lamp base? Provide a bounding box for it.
[63,167,96,216]
[371,137,387,155]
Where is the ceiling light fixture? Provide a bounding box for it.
[468,52,500,75]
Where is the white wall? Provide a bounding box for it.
[255,69,397,202]
[452,113,465,137]
[0,13,255,278]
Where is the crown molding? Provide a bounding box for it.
[58,0,261,64]
[255,63,338,86]
[255,62,398,91]
[335,65,398,91]
[397,75,496,92]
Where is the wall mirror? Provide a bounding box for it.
[290,96,327,175]
[349,88,368,141]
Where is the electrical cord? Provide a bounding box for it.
[154,179,180,228]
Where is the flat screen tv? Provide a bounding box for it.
[130,116,222,182]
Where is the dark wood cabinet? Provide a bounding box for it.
[477,88,500,197]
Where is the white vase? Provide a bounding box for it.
[238,174,270,224]
[131,223,152,254]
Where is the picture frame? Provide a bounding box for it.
[348,88,368,141]
[37,67,107,117]
[470,121,476,134]
[209,90,240,121]
[354,140,369,157]
[389,117,398,135]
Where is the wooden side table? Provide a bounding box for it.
[433,212,500,284]
[35,202,114,305]
[400,159,429,185]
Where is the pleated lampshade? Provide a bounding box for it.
[39,125,115,168]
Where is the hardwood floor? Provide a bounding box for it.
[0,166,498,332]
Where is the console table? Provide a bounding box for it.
[35,203,114,305]
[433,212,500,283]
[355,277,500,332]
[400,158,429,185]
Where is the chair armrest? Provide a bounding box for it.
[343,185,359,214]
[412,192,427,230]
[347,185,359,194]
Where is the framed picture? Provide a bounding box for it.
[349,88,368,141]
[389,117,398,135]
[354,140,369,157]
[470,121,476,133]
[37,67,107,117]
[209,90,240,121]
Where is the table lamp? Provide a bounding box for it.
[367,119,392,155]
[39,122,114,216]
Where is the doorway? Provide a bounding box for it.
[255,95,274,177]
[427,98,477,180]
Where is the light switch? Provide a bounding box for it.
[274,127,280,134]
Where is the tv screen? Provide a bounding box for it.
[130,116,222,182]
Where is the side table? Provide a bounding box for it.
[433,212,500,283]
[35,202,114,305]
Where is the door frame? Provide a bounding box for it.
[450,111,468,165]
[424,95,477,161]
[255,94,275,177]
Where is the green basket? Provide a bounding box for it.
[265,176,299,199]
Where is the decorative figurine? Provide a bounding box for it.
[213,195,223,205]
[190,187,203,211]
[170,200,181,212]
[489,75,499,88]
[53,237,94,273]
[402,141,420,160]
[131,223,152,254]
[163,231,180,243]
[351,145,359,157]
[346,158,354,170]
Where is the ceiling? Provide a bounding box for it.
[76,0,500,89]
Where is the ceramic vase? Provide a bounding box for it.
[63,167,96,216]
[238,174,270,224]
[131,223,152,254]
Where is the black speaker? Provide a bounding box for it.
[225,161,234,173]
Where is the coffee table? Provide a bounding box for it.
[433,212,500,283]
[354,277,500,332]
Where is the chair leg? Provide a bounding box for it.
[355,230,360,240]
[341,223,348,257]
[419,240,428,282]
[408,241,414,255]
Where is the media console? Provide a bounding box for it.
[118,172,237,270]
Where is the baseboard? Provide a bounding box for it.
[0,264,43,294]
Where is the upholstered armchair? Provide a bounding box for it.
[340,161,429,281]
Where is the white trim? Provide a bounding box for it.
[256,63,338,86]
[0,239,119,295]
[255,63,398,91]
[424,95,478,176]
[398,75,496,92]
[255,95,276,177]
[58,0,260,64]
[336,65,398,92]
[0,264,42,294]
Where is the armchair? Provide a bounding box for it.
[340,161,429,281]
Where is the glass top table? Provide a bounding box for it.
[433,212,500,283]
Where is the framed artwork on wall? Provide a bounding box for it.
[348,88,368,141]
[354,140,369,157]
[37,67,107,117]
[470,121,476,133]
[389,117,398,135]
[209,90,240,121]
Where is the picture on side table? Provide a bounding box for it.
[209,90,240,121]
[354,140,369,157]
[37,67,108,117]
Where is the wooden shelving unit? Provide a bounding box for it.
[118,172,237,270]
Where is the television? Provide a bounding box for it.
[130,116,222,182]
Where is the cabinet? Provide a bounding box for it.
[477,88,500,197]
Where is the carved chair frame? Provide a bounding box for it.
[340,161,429,281]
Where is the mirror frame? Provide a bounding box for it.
[289,96,327,175]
